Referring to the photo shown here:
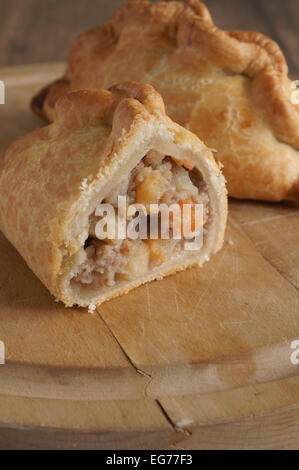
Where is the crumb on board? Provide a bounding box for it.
[88,303,97,314]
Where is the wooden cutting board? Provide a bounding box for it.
[0,63,298,450]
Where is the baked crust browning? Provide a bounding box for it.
[31,0,299,202]
[1,82,227,308]
[31,78,71,119]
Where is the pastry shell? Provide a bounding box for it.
[1,82,227,308]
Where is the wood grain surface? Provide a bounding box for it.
[0,0,298,76]
[0,63,298,449]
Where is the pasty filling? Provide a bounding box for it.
[74,151,210,288]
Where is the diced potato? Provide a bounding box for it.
[146,239,166,266]
[135,170,169,206]
[172,165,198,197]
[146,239,181,267]
[124,241,150,279]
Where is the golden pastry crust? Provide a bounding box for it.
[1,82,227,308]
[31,0,299,202]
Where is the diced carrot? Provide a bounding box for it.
[173,158,194,171]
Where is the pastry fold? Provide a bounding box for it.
[0,83,227,308]
[32,0,299,202]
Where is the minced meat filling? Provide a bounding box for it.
[75,151,210,288]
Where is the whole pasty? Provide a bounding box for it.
[0,83,227,308]
[32,0,299,202]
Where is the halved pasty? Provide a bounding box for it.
[0,83,227,308]
[32,0,299,202]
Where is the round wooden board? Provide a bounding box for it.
[0,64,298,449]
[1,375,299,449]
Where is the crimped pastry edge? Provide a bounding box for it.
[31,0,299,152]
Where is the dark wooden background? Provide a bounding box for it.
[0,0,298,76]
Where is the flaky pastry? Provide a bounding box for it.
[1,83,227,308]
